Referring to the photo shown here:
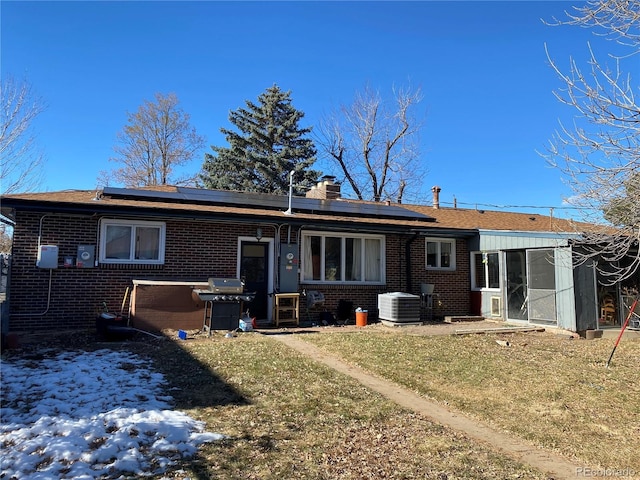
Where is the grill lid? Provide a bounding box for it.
[208,277,244,293]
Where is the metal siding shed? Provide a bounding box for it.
[475,231,579,328]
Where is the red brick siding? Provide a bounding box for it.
[8,212,270,332]
[8,211,471,332]
[301,233,471,322]
[408,235,470,318]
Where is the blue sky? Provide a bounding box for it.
[2,1,606,217]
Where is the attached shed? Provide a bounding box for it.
[469,230,577,330]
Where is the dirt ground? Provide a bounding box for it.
[265,320,583,480]
[257,318,557,337]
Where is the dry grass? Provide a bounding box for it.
[302,330,640,473]
[14,328,637,478]
[126,333,549,479]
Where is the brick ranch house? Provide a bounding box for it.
[1,180,634,336]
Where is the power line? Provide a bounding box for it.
[444,200,597,212]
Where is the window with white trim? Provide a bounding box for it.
[100,219,166,264]
[425,238,456,270]
[471,251,500,290]
[301,231,384,283]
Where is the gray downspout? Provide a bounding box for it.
[405,233,419,293]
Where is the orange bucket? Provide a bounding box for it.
[355,310,368,327]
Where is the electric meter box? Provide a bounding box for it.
[76,245,95,268]
[279,244,299,293]
[37,245,59,269]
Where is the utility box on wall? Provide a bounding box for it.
[76,245,95,268]
[37,245,58,269]
[279,244,299,293]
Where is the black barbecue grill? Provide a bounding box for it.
[194,278,256,334]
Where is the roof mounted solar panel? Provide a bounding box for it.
[103,186,287,209]
[102,186,434,221]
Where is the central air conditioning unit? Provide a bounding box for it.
[378,292,421,324]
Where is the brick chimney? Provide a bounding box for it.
[306,175,341,200]
[432,185,441,209]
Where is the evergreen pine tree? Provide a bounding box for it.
[199,85,320,195]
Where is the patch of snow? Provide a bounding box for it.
[1,349,225,479]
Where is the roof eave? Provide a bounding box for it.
[1,197,436,234]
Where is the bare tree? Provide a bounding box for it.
[315,84,425,203]
[543,0,640,284]
[0,75,46,194]
[106,93,205,187]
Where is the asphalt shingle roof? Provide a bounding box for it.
[0,187,587,234]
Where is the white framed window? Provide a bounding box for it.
[301,231,385,284]
[471,251,500,290]
[425,238,456,270]
[100,219,166,264]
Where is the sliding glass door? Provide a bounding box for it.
[506,250,528,321]
[505,249,558,325]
